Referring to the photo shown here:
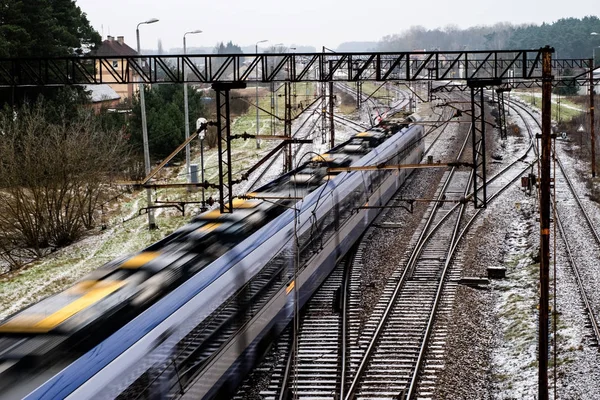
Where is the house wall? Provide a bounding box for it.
[95,37,137,103]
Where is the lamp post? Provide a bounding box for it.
[270,43,284,126]
[136,18,159,230]
[183,29,202,186]
[255,40,268,149]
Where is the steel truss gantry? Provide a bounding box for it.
[0,49,583,87]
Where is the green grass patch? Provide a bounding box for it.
[513,92,584,122]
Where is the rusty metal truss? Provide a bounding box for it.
[0,49,583,87]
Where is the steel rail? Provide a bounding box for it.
[517,102,600,346]
[408,96,542,397]
[406,133,475,399]
[553,190,600,344]
[344,120,472,399]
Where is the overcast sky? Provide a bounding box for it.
[75,0,598,51]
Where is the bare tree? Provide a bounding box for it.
[0,102,129,269]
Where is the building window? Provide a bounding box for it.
[112,61,118,69]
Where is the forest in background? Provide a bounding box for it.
[363,16,600,60]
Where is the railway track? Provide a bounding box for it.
[251,93,472,399]
[262,91,448,400]
[344,120,473,399]
[282,258,347,398]
[511,101,600,347]
[553,156,600,345]
[506,100,600,348]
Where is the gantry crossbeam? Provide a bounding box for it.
[0,50,586,87]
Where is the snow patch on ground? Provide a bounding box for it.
[491,200,539,399]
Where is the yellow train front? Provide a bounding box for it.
[0,248,201,368]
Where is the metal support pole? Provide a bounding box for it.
[590,58,596,177]
[496,88,510,140]
[322,80,327,145]
[255,40,268,148]
[213,82,246,213]
[200,137,205,208]
[427,68,434,102]
[137,24,157,230]
[284,82,293,172]
[329,77,335,149]
[539,46,553,400]
[271,67,276,136]
[256,47,260,149]
[256,61,261,149]
[468,81,490,208]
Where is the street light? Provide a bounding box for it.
[255,40,268,149]
[270,43,284,121]
[183,29,202,186]
[136,18,159,229]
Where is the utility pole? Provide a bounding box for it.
[590,58,596,177]
[538,45,553,400]
[329,80,335,149]
[183,29,202,189]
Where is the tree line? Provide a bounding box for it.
[377,16,600,61]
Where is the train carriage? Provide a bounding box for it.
[0,114,424,400]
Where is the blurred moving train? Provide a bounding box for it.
[0,113,424,399]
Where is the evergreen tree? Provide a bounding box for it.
[0,0,101,107]
[554,69,580,96]
[129,84,207,161]
[213,41,243,54]
[0,0,100,58]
